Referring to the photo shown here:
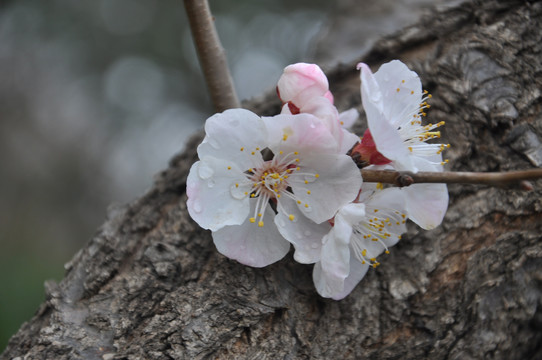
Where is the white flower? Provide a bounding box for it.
[358,60,449,171]
[313,184,408,300]
[186,108,362,267]
[357,60,449,229]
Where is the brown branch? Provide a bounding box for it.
[184,0,240,112]
[361,169,542,190]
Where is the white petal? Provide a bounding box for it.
[359,63,413,169]
[331,252,370,300]
[283,96,357,155]
[300,96,343,150]
[366,186,407,214]
[402,183,448,230]
[339,128,361,155]
[373,60,422,128]
[411,152,443,173]
[313,216,352,297]
[263,113,339,155]
[280,103,292,115]
[338,108,359,129]
[274,197,331,264]
[337,202,366,224]
[291,154,362,224]
[212,199,290,268]
[197,109,267,168]
[186,158,250,231]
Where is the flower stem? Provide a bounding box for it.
[183,0,240,112]
[361,169,542,190]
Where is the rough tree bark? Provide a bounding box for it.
[3,0,542,359]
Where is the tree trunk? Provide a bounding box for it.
[3,0,542,359]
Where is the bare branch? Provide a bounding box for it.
[184,0,240,112]
[361,168,542,190]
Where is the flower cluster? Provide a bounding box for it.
[186,60,449,299]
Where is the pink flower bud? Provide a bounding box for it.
[277,63,331,108]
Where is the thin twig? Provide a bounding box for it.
[361,169,542,190]
[184,0,240,112]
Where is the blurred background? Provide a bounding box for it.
[0,0,450,350]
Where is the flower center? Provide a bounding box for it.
[229,145,319,228]
[349,206,406,268]
[251,164,290,199]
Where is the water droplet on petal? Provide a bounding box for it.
[198,162,214,179]
[303,230,312,236]
[309,122,316,129]
[230,183,247,199]
[296,232,303,239]
[207,179,215,188]
[311,243,320,249]
[192,200,203,213]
